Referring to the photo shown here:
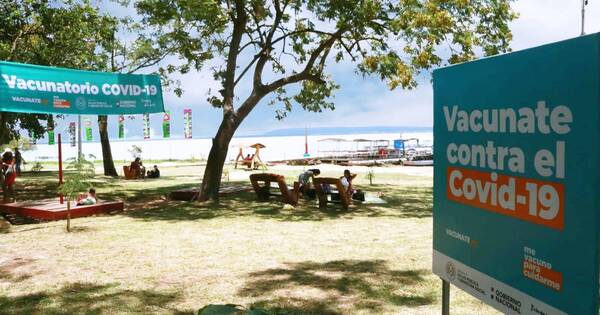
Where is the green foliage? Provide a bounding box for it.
[134,0,517,118]
[58,156,96,200]
[133,0,517,198]
[0,136,34,152]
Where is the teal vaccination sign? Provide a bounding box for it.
[0,61,164,115]
[433,33,600,314]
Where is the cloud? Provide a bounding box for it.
[509,1,600,50]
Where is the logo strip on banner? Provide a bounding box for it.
[433,251,566,315]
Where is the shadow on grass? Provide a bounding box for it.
[0,258,35,283]
[239,260,434,314]
[359,184,433,219]
[124,191,343,222]
[123,183,432,222]
[0,282,192,315]
[0,217,10,233]
[15,172,192,202]
[13,171,432,223]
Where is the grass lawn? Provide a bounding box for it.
[0,164,499,314]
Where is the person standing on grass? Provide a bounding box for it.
[14,148,23,175]
[1,151,16,203]
[298,169,320,194]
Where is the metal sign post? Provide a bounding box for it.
[58,133,64,204]
[442,279,450,315]
[581,0,588,36]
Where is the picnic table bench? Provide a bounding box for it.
[313,177,351,210]
[249,173,299,206]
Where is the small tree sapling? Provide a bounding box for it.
[58,156,95,232]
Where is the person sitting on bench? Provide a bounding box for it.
[340,169,365,201]
[77,188,97,206]
[129,157,146,179]
[298,169,320,196]
[147,165,160,178]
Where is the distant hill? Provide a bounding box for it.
[253,126,432,137]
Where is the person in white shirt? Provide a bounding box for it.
[77,188,98,206]
[341,169,357,197]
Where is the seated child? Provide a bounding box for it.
[147,165,160,178]
[77,188,97,206]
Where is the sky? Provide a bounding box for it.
[51,1,600,140]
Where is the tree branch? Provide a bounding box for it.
[265,28,344,91]
[235,28,345,123]
[252,0,285,89]
[223,0,248,114]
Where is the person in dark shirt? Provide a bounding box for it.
[14,148,22,175]
[1,150,16,202]
[147,165,160,178]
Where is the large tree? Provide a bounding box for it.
[135,0,517,201]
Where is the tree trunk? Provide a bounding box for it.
[198,116,237,201]
[98,115,118,177]
[0,112,7,145]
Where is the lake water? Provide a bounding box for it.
[21,132,433,163]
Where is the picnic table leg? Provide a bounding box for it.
[316,188,327,208]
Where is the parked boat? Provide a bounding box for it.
[403,153,434,166]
